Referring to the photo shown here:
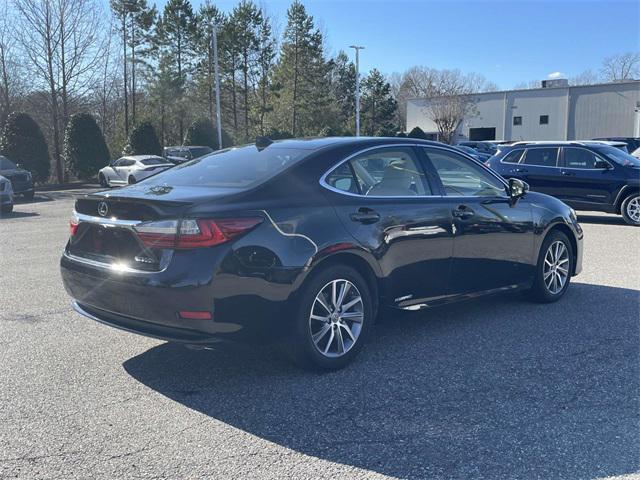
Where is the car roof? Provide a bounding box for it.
[242,136,449,152]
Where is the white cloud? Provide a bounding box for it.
[547,71,566,79]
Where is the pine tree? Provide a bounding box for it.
[0,112,50,182]
[407,126,428,140]
[361,69,398,136]
[271,1,334,137]
[330,51,356,134]
[157,0,196,141]
[184,118,231,149]
[254,11,276,136]
[229,1,261,142]
[63,114,111,180]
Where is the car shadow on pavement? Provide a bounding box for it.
[578,214,628,226]
[123,282,639,479]
[0,211,39,219]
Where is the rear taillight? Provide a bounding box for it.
[134,217,263,249]
[70,214,79,236]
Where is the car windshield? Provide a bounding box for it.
[141,158,167,165]
[0,157,17,169]
[143,145,308,188]
[595,146,640,167]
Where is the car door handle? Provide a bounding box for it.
[350,208,380,224]
[452,205,475,219]
[561,170,575,176]
[509,168,528,173]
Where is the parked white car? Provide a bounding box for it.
[98,155,173,187]
[632,147,640,159]
[0,174,14,214]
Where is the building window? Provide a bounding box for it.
[513,116,522,126]
[540,115,549,125]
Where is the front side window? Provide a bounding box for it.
[522,148,559,167]
[563,148,604,169]
[425,148,506,197]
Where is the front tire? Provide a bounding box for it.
[526,230,573,303]
[0,203,13,215]
[99,173,108,188]
[621,194,640,226]
[128,176,136,185]
[288,265,373,371]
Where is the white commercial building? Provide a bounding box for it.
[406,79,640,142]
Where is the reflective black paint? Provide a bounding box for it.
[61,138,583,344]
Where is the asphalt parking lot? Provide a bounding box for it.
[0,189,638,480]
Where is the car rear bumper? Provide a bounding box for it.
[71,301,230,344]
[60,249,246,343]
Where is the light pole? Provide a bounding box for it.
[349,45,365,137]
[211,24,223,149]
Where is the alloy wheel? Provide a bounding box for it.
[543,240,570,295]
[626,196,640,224]
[309,279,364,358]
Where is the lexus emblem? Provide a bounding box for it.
[97,201,109,217]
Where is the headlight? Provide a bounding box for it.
[569,208,578,223]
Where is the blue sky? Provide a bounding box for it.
[178,0,640,89]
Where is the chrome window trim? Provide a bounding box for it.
[319,143,508,199]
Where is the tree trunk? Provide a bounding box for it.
[243,49,249,141]
[131,12,136,127]
[291,29,299,137]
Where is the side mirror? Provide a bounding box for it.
[508,178,529,199]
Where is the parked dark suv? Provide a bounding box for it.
[487,141,640,225]
[0,156,35,200]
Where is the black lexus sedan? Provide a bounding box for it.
[61,137,583,370]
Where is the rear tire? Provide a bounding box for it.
[0,203,13,215]
[99,173,108,187]
[621,194,640,226]
[525,230,574,303]
[288,265,373,371]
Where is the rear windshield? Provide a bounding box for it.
[189,147,213,158]
[595,146,640,167]
[143,146,308,188]
[0,157,16,170]
[141,158,167,165]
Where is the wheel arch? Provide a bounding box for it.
[615,187,639,214]
[302,251,381,318]
[544,222,578,276]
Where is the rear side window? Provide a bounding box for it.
[522,148,559,167]
[501,149,524,164]
[325,162,359,194]
[144,146,308,189]
[324,147,431,196]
